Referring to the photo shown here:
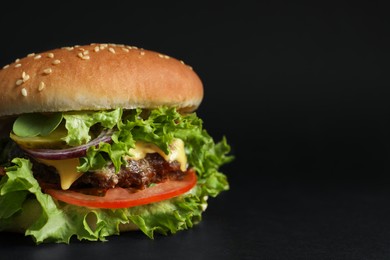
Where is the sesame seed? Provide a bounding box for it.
[122,47,129,52]
[180,60,185,64]
[2,64,9,69]
[79,48,85,52]
[27,53,35,57]
[94,46,100,52]
[77,52,89,60]
[15,63,21,68]
[43,68,52,74]
[38,81,45,91]
[52,59,61,65]
[47,53,54,58]
[158,54,169,59]
[140,51,145,56]
[23,74,30,82]
[187,65,193,70]
[65,47,74,51]
[108,47,116,54]
[16,79,24,86]
[22,71,30,82]
[15,58,20,63]
[34,55,42,60]
[21,88,28,97]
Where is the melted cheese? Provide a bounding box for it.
[39,139,188,190]
[128,138,187,171]
[38,158,83,190]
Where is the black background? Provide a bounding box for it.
[1,1,390,259]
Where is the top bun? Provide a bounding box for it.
[0,44,203,117]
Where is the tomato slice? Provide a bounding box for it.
[45,170,197,209]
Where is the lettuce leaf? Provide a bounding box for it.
[0,158,74,243]
[0,107,233,243]
[12,113,63,137]
[63,109,122,146]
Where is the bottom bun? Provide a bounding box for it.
[5,198,139,234]
[118,222,140,232]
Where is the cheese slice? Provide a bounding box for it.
[128,138,188,171]
[38,158,83,190]
[39,138,188,190]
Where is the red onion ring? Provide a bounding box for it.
[22,129,114,160]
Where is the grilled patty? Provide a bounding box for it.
[32,153,185,190]
[75,153,184,189]
[0,140,186,190]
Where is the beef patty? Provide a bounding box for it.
[33,153,186,190]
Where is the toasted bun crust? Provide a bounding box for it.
[0,44,203,117]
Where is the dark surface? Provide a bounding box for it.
[1,1,390,259]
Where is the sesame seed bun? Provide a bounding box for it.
[0,44,203,117]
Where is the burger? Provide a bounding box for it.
[0,43,233,244]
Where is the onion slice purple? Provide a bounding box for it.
[22,129,114,160]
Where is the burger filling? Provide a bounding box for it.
[2,108,191,190]
[34,149,186,191]
[3,129,188,191]
[0,107,233,243]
